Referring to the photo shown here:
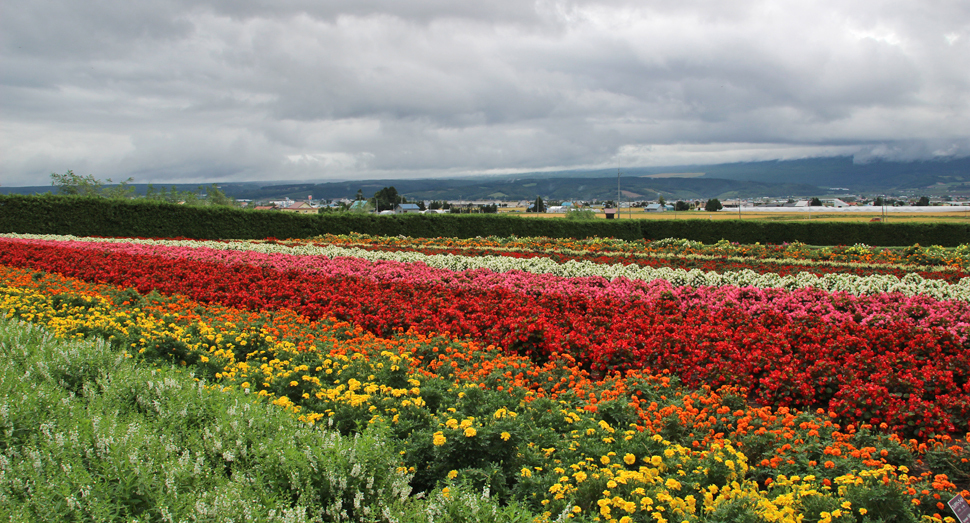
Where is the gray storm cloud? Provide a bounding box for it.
[2,0,968,185]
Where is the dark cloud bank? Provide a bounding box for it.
[2,0,968,186]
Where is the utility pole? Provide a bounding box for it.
[617,169,621,220]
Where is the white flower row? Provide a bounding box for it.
[5,233,969,302]
[324,239,959,275]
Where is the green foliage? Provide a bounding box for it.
[383,484,539,523]
[639,219,970,247]
[144,183,235,207]
[50,170,134,199]
[0,318,415,522]
[564,208,597,220]
[371,186,402,212]
[705,198,723,212]
[528,196,546,213]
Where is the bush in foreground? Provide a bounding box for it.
[0,318,536,522]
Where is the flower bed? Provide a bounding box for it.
[293,240,969,283]
[2,263,968,521]
[5,234,968,300]
[294,233,970,272]
[1,236,968,440]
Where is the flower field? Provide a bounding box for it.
[1,232,969,522]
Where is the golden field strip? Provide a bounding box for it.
[498,208,970,223]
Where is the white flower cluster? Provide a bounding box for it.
[6,233,969,302]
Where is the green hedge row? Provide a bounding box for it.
[1,194,967,246]
[639,219,970,247]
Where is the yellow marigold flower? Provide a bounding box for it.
[441,487,450,498]
[521,468,532,478]
[433,432,446,446]
[572,506,582,514]
[447,470,458,479]
[289,381,299,387]
[859,508,867,515]
[601,455,610,465]
[501,432,511,441]
[623,453,636,465]
[464,427,477,438]
[651,456,663,467]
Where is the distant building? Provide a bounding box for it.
[348,200,370,212]
[280,201,317,214]
[395,203,422,214]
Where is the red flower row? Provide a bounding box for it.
[2,239,967,439]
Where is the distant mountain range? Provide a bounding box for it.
[4,156,967,202]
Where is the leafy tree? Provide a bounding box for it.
[355,189,365,201]
[704,198,723,212]
[674,200,691,211]
[51,170,102,196]
[603,200,616,208]
[657,195,666,206]
[809,197,823,206]
[873,196,885,206]
[528,196,546,213]
[417,201,427,211]
[50,170,133,199]
[371,187,402,212]
[202,184,235,206]
[145,184,191,204]
[916,196,930,206]
[101,178,135,199]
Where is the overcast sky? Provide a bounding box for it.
[2,0,969,186]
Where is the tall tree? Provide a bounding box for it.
[704,198,722,212]
[531,196,546,213]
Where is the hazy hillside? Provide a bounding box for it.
[4,156,966,201]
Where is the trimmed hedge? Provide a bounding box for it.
[0,195,643,241]
[1,194,967,246]
[640,219,970,247]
